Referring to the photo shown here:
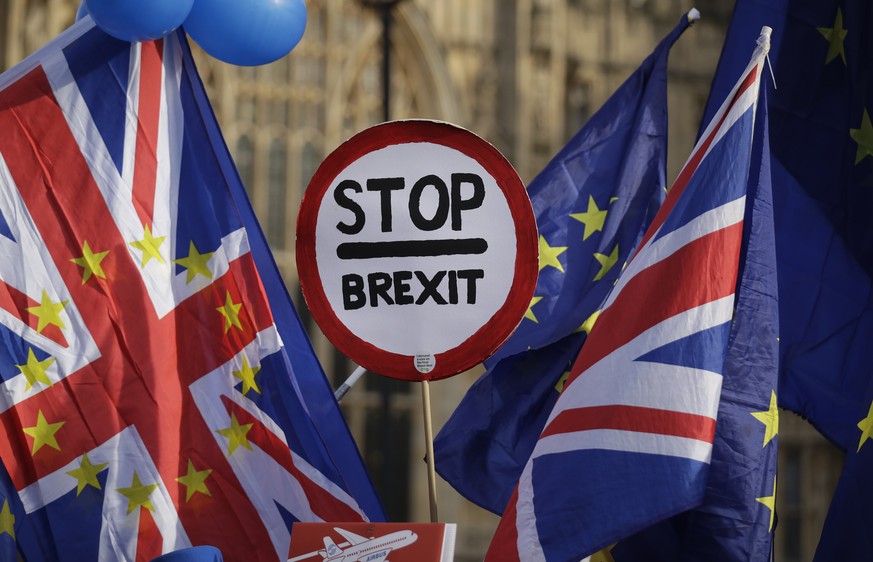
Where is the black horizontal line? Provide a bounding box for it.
[336,238,488,259]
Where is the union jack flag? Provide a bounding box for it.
[0,19,382,561]
[485,29,772,562]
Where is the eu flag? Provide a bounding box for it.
[701,2,873,560]
[0,19,383,561]
[432,11,696,515]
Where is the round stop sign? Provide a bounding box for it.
[296,120,537,381]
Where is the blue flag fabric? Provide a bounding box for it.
[485,30,773,562]
[432,13,694,514]
[151,546,223,562]
[0,19,383,561]
[701,2,873,560]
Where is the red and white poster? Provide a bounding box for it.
[288,522,456,562]
[296,120,537,381]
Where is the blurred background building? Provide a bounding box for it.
[0,0,844,560]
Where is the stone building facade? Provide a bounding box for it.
[1,1,843,560]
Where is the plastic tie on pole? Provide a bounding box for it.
[757,26,777,90]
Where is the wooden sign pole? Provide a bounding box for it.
[420,380,439,522]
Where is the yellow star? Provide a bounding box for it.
[66,453,108,496]
[176,459,212,502]
[538,236,568,273]
[22,410,65,455]
[233,355,262,396]
[818,8,848,65]
[750,390,779,447]
[116,472,159,514]
[576,309,602,335]
[70,241,109,284]
[217,413,254,456]
[216,292,243,333]
[756,477,777,532]
[570,195,608,241]
[856,400,873,452]
[129,224,166,267]
[590,545,616,562]
[593,245,619,281]
[524,296,544,323]
[850,109,873,165]
[0,499,14,539]
[174,241,215,284]
[25,290,68,333]
[554,370,571,393]
[16,348,54,390]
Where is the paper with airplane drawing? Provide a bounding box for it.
[288,522,456,562]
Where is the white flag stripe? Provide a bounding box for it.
[698,81,759,165]
[678,60,762,185]
[533,429,715,464]
[515,458,546,562]
[151,33,184,299]
[153,38,176,231]
[548,296,733,424]
[550,361,723,420]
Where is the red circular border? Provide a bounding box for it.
[296,120,538,381]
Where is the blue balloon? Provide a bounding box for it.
[76,1,89,22]
[184,0,307,66]
[87,0,194,42]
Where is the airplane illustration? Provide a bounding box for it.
[289,527,418,562]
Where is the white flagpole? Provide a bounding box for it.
[334,365,367,402]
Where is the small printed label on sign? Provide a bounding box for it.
[414,354,436,374]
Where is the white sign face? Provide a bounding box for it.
[297,121,537,381]
[316,142,516,354]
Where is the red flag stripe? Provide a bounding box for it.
[131,40,164,227]
[569,220,743,381]
[135,507,163,562]
[485,487,522,562]
[542,405,717,443]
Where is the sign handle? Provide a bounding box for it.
[421,379,439,522]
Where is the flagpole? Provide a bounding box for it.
[334,365,367,402]
[421,380,439,522]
